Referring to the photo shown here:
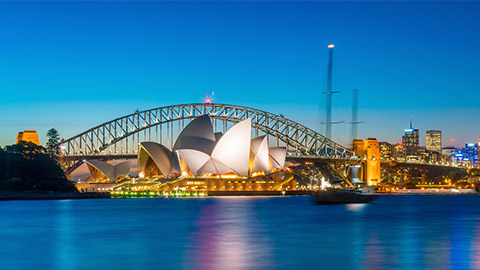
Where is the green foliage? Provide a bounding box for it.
[447,170,468,182]
[46,128,60,154]
[0,142,77,192]
[469,168,480,176]
[0,148,9,180]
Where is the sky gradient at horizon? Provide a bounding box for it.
[0,1,479,148]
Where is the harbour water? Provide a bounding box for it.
[1,194,479,269]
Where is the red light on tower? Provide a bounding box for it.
[451,138,455,143]
[204,92,214,104]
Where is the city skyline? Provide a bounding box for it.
[1,1,479,147]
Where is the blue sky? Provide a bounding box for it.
[0,1,479,147]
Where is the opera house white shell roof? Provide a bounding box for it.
[173,115,216,155]
[138,142,179,178]
[86,160,130,183]
[137,115,286,178]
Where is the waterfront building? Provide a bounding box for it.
[379,142,393,160]
[82,115,293,193]
[15,130,40,145]
[402,121,419,157]
[426,130,442,152]
[76,182,118,193]
[137,115,286,178]
[351,138,381,186]
[364,138,381,186]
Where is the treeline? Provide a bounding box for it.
[0,142,77,192]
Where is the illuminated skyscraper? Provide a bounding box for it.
[478,137,480,165]
[379,142,393,160]
[426,130,442,152]
[463,143,478,166]
[394,143,405,160]
[402,119,419,156]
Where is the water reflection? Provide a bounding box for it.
[189,198,273,269]
[346,203,368,212]
[450,198,472,269]
[0,195,480,269]
[473,218,480,269]
[363,233,386,270]
[55,200,74,270]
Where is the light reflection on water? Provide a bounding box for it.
[0,195,479,269]
[189,197,274,269]
[345,203,368,212]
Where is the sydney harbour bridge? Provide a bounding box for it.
[58,103,460,184]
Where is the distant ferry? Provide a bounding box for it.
[314,188,378,204]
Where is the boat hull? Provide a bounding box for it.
[314,190,378,204]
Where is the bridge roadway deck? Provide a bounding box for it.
[62,155,352,163]
[63,155,463,171]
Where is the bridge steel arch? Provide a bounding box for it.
[59,103,353,173]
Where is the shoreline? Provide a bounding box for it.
[377,189,478,195]
[0,192,111,201]
[0,189,477,201]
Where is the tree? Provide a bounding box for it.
[0,142,77,192]
[46,128,60,154]
[448,170,468,182]
[0,147,9,181]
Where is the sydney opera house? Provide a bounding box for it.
[78,115,295,194]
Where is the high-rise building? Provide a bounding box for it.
[402,119,419,156]
[478,137,480,165]
[463,143,478,166]
[394,143,405,160]
[417,147,426,161]
[426,130,442,152]
[16,130,40,146]
[425,150,441,163]
[379,142,393,160]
